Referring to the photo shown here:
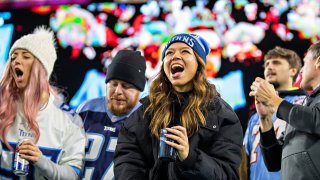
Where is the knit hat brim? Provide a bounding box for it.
[161,33,210,63]
[106,62,146,91]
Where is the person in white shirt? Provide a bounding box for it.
[0,26,85,179]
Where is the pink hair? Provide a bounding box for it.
[0,58,54,150]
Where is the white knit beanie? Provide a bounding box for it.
[9,26,57,78]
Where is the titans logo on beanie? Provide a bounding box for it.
[105,50,147,91]
[9,26,57,79]
[161,33,210,63]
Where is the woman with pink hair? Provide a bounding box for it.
[0,27,85,179]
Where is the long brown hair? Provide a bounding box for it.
[146,53,219,139]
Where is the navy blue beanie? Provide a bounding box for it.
[161,33,210,63]
[105,50,146,91]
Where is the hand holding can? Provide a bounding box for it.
[158,129,177,162]
[13,139,30,176]
[17,139,42,163]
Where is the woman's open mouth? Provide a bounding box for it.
[14,68,24,81]
[171,64,184,78]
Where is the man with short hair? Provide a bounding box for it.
[76,50,146,179]
[243,47,305,180]
[250,42,320,180]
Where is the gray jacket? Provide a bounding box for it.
[260,86,320,180]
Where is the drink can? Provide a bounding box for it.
[13,139,29,176]
[159,129,176,162]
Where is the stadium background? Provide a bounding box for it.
[0,0,318,131]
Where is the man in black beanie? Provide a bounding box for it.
[76,50,146,179]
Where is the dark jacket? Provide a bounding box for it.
[260,86,320,180]
[114,95,243,180]
[243,88,305,180]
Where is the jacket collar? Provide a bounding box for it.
[310,85,320,98]
[278,88,306,97]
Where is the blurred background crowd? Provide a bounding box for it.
[0,0,319,131]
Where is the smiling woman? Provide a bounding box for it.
[163,42,199,92]
[114,33,243,180]
[0,26,85,179]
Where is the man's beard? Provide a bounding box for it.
[107,96,139,116]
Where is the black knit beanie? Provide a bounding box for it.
[105,50,146,91]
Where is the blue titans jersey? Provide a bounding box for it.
[244,93,305,180]
[77,97,141,180]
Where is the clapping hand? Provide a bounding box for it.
[249,77,283,132]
